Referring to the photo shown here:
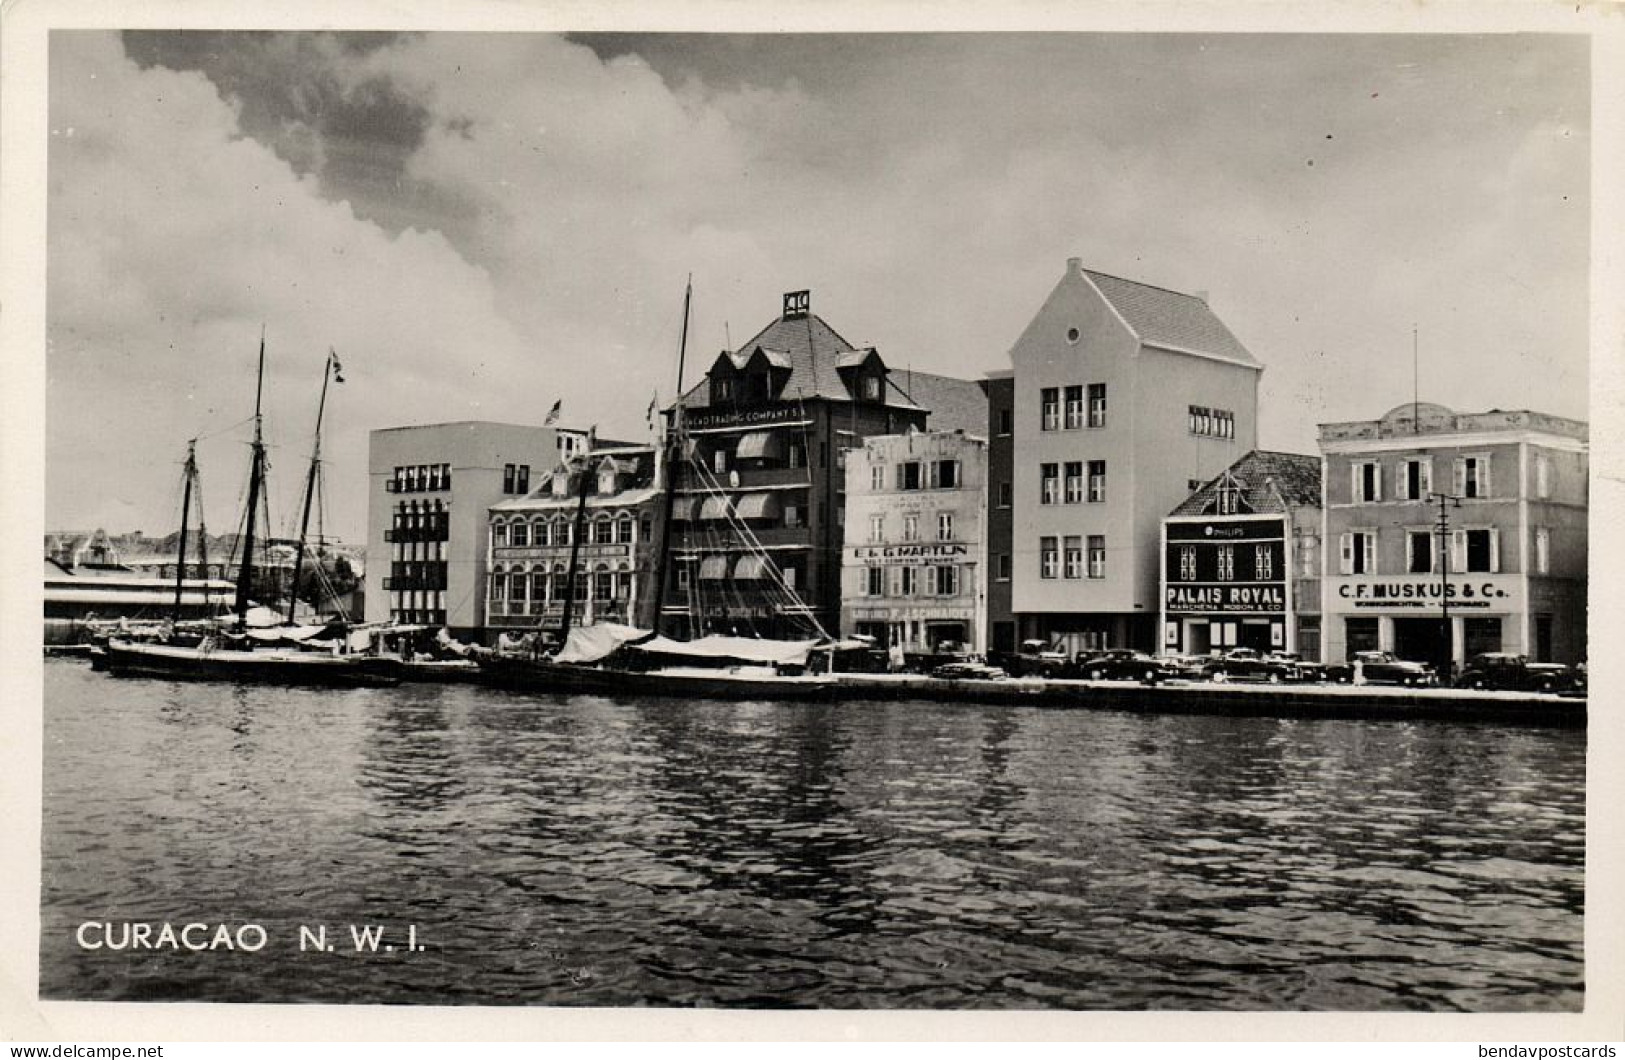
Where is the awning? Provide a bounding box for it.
[733,555,771,580]
[699,494,734,521]
[670,496,703,523]
[734,493,782,521]
[736,430,787,461]
[698,555,730,580]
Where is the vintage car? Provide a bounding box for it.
[930,660,1009,681]
[1321,650,1436,687]
[996,639,1071,677]
[1453,653,1579,693]
[1200,647,1304,683]
[1074,649,1179,683]
[1262,651,1328,683]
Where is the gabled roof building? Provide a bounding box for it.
[989,257,1263,655]
[660,290,981,640]
[1161,450,1324,659]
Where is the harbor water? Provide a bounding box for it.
[39,659,1585,1009]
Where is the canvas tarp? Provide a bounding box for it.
[629,634,822,667]
[552,622,651,664]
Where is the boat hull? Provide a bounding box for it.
[478,656,837,701]
[102,639,399,688]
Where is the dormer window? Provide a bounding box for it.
[862,375,881,401]
[551,471,570,497]
[714,377,733,402]
[598,469,616,495]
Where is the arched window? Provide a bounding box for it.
[593,563,613,601]
[511,520,529,547]
[615,515,635,544]
[536,520,551,548]
[593,517,615,545]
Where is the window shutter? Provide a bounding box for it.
[1421,458,1432,497]
[1362,533,1376,574]
[1372,464,1383,501]
[1453,458,1466,498]
[1489,528,1501,573]
[1340,533,1353,575]
[1350,463,1361,503]
[1481,457,1492,499]
[1450,530,1466,573]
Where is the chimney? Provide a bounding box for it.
[1066,257,1082,273]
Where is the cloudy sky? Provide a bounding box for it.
[44,28,1589,543]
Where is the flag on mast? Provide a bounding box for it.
[544,399,562,426]
[329,347,345,383]
[646,389,659,428]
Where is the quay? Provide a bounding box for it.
[831,673,1586,728]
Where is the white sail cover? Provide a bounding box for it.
[552,622,651,664]
[630,634,822,666]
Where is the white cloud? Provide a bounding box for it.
[49,32,535,539]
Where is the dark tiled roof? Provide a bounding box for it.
[678,312,922,412]
[887,369,989,437]
[1171,450,1321,517]
[1084,270,1260,368]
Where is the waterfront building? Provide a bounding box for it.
[485,443,662,637]
[841,428,988,654]
[367,421,585,637]
[1318,403,1588,668]
[982,371,1017,654]
[995,258,1263,655]
[660,290,981,639]
[1160,450,1322,658]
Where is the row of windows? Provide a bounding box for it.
[1173,544,1276,582]
[1189,406,1236,439]
[389,464,451,493]
[1039,461,1106,505]
[392,609,447,625]
[864,564,962,597]
[491,567,634,603]
[1338,527,1523,575]
[673,563,801,592]
[1039,535,1106,580]
[385,560,448,592]
[390,504,450,543]
[705,441,815,474]
[1037,384,1107,432]
[492,515,645,548]
[869,458,961,492]
[1349,455,1505,503]
[867,511,957,544]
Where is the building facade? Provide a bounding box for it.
[982,371,1017,654]
[1004,258,1263,654]
[659,290,969,639]
[367,421,577,637]
[1160,451,1322,659]
[841,429,988,654]
[1318,403,1588,668]
[484,445,662,637]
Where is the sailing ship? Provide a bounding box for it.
[101,336,398,688]
[478,280,846,700]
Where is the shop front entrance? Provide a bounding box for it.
[1393,617,1446,665]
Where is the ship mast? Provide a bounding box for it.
[649,276,692,638]
[173,440,199,623]
[287,349,340,626]
[233,329,268,630]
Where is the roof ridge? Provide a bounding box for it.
[1083,268,1204,302]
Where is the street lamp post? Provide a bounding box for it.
[1429,490,1462,683]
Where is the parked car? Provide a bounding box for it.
[1201,647,1302,683]
[931,661,1008,681]
[999,639,1070,677]
[1153,654,1208,680]
[1321,650,1436,687]
[1453,653,1579,693]
[1262,651,1328,683]
[1074,649,1178,683]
